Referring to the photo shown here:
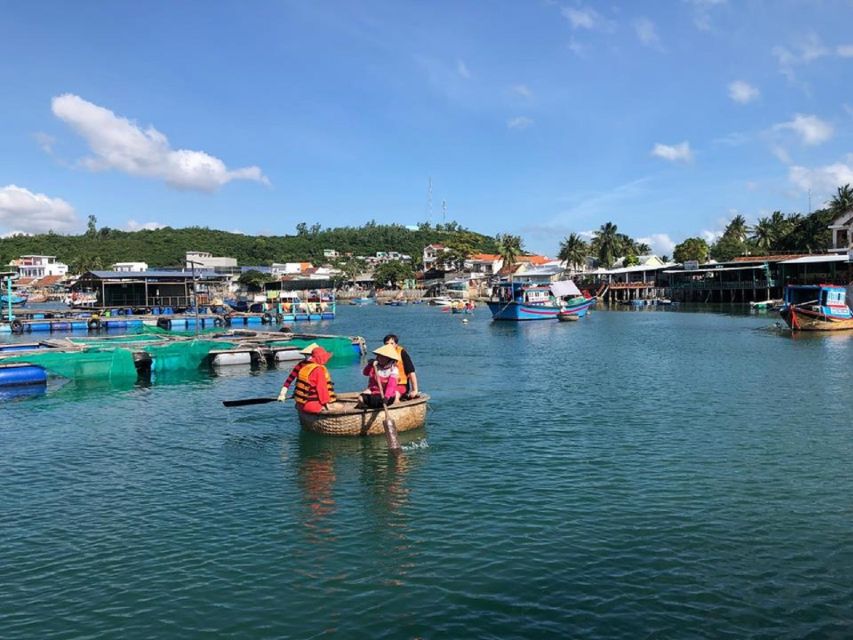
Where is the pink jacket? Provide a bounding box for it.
[362,362,399,399]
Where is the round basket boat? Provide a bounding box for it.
[297,392,430,436]
[557,311,580,321]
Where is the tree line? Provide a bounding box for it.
[0,218,498,273]
[556,185,850,268]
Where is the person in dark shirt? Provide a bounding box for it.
[383,333,419,399]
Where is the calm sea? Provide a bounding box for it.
[2,305,852,639]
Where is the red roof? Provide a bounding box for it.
[426,243,445,249]
[517,255,550,265]
[732,254,805,263]
[34,275,64,287]
[468,253,501,261]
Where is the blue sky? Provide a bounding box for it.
[1,1,852,256]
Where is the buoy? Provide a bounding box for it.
[462,318,469,324]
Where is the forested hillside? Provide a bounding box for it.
[0,221,498,271]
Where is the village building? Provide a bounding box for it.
[13,255,69,279]
[829,209,853,253]
[185,251,238,271]
[112,261,148,272]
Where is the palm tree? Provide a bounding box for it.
[829,184,853,215]
[495,233,523,274]
[724,214,749,241]
[557,233,589,272]
[752,217,774,252]
[594,222,620,268]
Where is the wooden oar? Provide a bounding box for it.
[374,362,402,455]
[222,397,279,408]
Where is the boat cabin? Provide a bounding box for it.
[493,281,555,306]
[784,284,852,318]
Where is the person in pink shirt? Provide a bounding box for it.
[359,344,401,409]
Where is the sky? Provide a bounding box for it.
[1,0,853,257]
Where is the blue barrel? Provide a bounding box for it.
[0,364,48,387]
[232,316,246,326]
[246,316,263,325]
[185,319,197,327]
[164,307,174,315]
[0,344,43,352]
[71,321,89,331]
[127,319,143,328]
[0,324,11,334]
[51,322,71,332]
[30,322,51,332]
[309,314,322,321]
[106,320,127,329]
[321,313,335,320]
[32,313,45,319]
[295,314,309,321]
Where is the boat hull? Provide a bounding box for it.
[780,306,853,331]
[486,298,593,321]
[297,393,429,436]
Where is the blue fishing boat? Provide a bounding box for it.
[779,283,853,331]
[486,280,594,321]
[1,293,27,306]
[350,296,374,306]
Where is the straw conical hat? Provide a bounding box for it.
[373,344,401,361]
[300,342,320,354]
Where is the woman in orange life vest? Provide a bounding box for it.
[293,347,336,414]
[383,334,419,399]
[277,342,319,402]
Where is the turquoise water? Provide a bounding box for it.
[2,305,852,638]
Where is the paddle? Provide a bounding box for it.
[222,397,279,408]
[374,361,402,455]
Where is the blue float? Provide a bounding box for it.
[30,322,51,332]
[0,364,48,387]
[71,322,89,331]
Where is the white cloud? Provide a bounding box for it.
[728,80,759,104]
[511,84,532,98]
[837,45,853,57]
[685,0,726,31]
[774,114,833,145]
[33,132,56,154]
[772,33,829,79]
[788,157,853,193]
[701,228,723,243]
[771,145,792,164]
[637,233,675,257]
[51,94,269,192]
[651,141,693,163]
[561,6,613,31]
[567,38,586,56]
[634,18,663,50]
[0,184,78,235]
[507,116,534,130]
[126,219,166,231]
[456,59,470,79]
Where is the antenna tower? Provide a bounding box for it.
[427,177,432,223]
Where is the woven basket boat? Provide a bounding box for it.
[297,392,430,436]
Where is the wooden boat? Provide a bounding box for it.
[557,311,580,321]
[779,284,853,331]
[487,280,594,321]
[297,392,429,436]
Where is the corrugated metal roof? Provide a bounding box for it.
[778,254,848,264]
[84,270,224,279]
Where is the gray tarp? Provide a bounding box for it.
[549,280,582,298]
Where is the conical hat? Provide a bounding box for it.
[372,344,401,361]
[299,342,320,354]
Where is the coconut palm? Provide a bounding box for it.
[724,214,750,241]
[496,233,523,272]
[593,222,620,268]
[752,217,775,251]
[829,184,853,215]
[557,233,589,272]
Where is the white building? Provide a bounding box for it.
[112,261,148,272]
[323,249,340,259]
[423,244,449,269]
[15,255,69,279]
[271,262,312,276]
[463,253,504,276]
[185,251,237,269]
[829,210,853,252]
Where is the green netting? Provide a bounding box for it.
[267,337,358,360]
[67,334,167,347]
[1,348,138,380]
[141,325,227,337]
[147,339,236,371]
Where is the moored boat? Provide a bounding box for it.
[1,293,28,306]
[779,283,853,331]
[297,392,429,436]
[487,280,594,321]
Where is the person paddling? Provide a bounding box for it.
[383,334,419,399]
[293,347,336,413]
[359,344,401,409]
[277,342,319,401]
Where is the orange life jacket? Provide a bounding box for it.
[294,362,336,405]
[394,345,408,385]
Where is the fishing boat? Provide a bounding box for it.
[427,296,452,306]
[486,280,594,321]
[750,298,782,310]
[350,296,374,305]
[297,392,429,436]
[1,293,28,306]
[779,283,853,331]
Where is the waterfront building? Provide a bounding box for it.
[464,253,504,276]
[422,244,448,270]
[185,251,237,271]
[73,270,228,308]
[112,261,148,272]
[13,255,69,279]
[829,209,853,252]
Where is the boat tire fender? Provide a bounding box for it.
[11,319,24,334]
[262,312,272,324]
[87,318,101,331]
[275,313,283,324]
[213,317,224,327]
[157,317,172,330]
